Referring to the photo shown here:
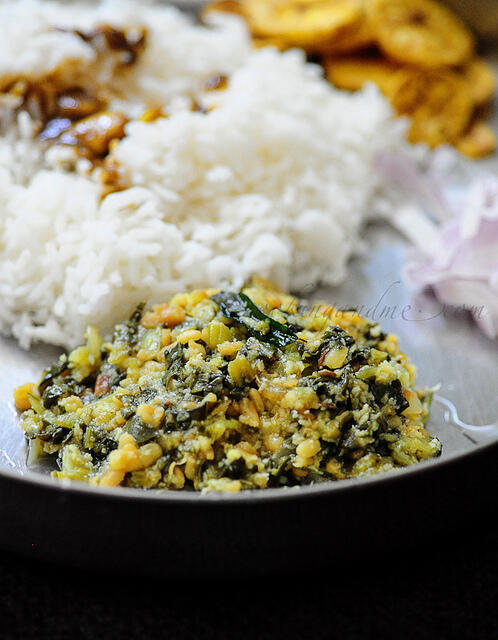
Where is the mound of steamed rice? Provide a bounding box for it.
[0,0,409,349]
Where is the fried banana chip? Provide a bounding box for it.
[244,0,364,50]
[200,0,244,21]
[456,120,497,159]
[369,0,474,68]
[251,36,289,50]
[461,58,496,107]
[319,12,374,54]
[324,55,401,95]
[390,68,473,147]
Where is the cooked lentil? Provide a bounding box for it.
[16,280,441,491]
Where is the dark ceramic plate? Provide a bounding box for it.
[1,225,497,576]
[1,1,497,575]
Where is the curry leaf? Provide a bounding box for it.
[212,291,296,348]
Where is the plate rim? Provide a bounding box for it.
[1,435,497,505]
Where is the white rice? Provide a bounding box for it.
[0,0,409,349]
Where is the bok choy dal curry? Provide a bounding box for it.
[14,280,441,492]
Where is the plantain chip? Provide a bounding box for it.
[200,0,245,21]
[318,11,374,54]
[251,36,289,50]
[324,55,402,95]
[244,0,364,50]
[369,0,474,68]
[461,58,496,107]
[390,68,473,147]
[456,120,497,159]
